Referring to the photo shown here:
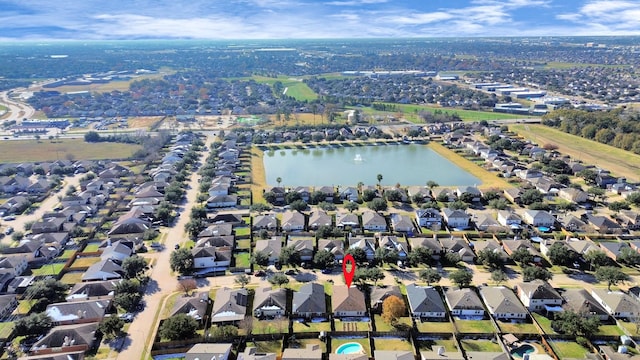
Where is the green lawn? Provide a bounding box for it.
[549,341,589,359]
[83,243,101,252]
[369,102,529,122]
[234,252,250,268]
[0,321,14,339]
[60,271,84,285]
[15,300,36,315]
[496,321,539,334]
[247,340,283,355]
[249,75,318,101]
[620,321,640,335]
[373,315,412,332]
[59,249,76,260]
[460,339,503,352]
[0,138,142,163]
[236,239,251,250]
[335,320,370,331]
[331,337,371,356]
[416,339,458,352]
[454,320,495,333]
[69,256,101,269]
[253,318,288,334]
[292,320,331,333]
[532,313,555,334]
[373,338,413,351]
[596,324,626,336]
[416,320,454,333]
[31,263,65,276]
[235,228,251,237]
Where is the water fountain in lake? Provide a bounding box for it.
[354,154,363,162]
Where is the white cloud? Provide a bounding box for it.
[326,0,388,5]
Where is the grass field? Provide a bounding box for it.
[0,139,141,163]
[83,243,102,252]
[460,339,502,352]
[128,116,164,129]
[31,263,65,276]
[428,142,513,190]
[39,72,169,93]
[292,320,331,333]
[250,75,318,101]
[251,147,267,203]
[511,124,640,181]
[70,256,101,269]
[416,339,458,352]
[416,320,455,333]
[369,102,530,122]
[0,321,14,339]
[532,313,556,334]
[60,271,84,285]
[373,338,414,351]
[454,319,495,333]
[234,252,250,268]
[497,321,539,334]
[549,341,589,359]
[543,61,630,69]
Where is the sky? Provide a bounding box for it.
[0,0,639,41]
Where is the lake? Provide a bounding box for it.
[262,144,481,187]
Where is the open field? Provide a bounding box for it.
[510,124,640,181]
[249,75,318,101]
[549,341,589,359]
[250,147,267,203]
[36,72,171,93]
[428,142,513,190]
[543,61,630,69]
[128,116,164,129]
[370,102,531,122]
[0,139,141,163]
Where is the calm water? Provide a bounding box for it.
[262,144,481,187]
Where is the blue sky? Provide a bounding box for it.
[1,0,639,40]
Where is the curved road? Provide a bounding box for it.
[0,90,35,122]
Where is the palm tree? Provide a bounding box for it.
[276,177,282,187]
[377,174,383,186]
[357,181,364,192]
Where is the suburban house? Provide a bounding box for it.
[378,236,408,260]
[318,239,345,261]
[474,214,504,232]
[591,289,640,320]
[100,241,133,263]
[444,287,485,318]
[497,210,522,228]
[619,210,640,230]
[361,211,387,231]
[370,285,403,314]
[254,238,282,265]
[169,292,210,323]
[253,214,278,231]
[0,294,17,319]
[198,223,233,237]
[0,196,30,214]
[409,237,443,260]
[29,323,99,356]
[340,186,359,202]
[516,280,563,312]
[293,186,311,202]
[46,299,111,325]
[332,285,367,317]
[456,186,482,202]
[502,240,542,263]
[348,237,376,261]
[442,208,470,229]
[522,210,555,228]
[421,347,465,360]
[390,213,414,233]
[316,186,335,202]
[561,289,609,321]
[432,188,456,202]
[281,211,305,231]
[66,280,118,302]
[406,284,446,319]
[253,287,287,318]
[440,238,475,263]
[503,188,524,205]
[479,286,528,321]
[287,238,314,262]
[282,345,322,360]
[211,288,248,324]
[0,255,29,276]
[292,283,326,319]
[374,351,414,360]
[565,238,600,258]
[82,259,123,282]
[471,240,509,262]
[599,241,630,262]
[559,215,589,232]
[415,208,442,229]
[587,215,623,234]
[191,246,232,270]
[308,210,332,230]
[185,343,232,360]
[206,194,237,209]
[336,212,359,228]
[558,188,589,203]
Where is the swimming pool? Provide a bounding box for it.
[511,344,535,358]
[335,342,365,354]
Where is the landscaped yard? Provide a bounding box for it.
[335,320,370,331]
[60,271,84,285]
[532,313,556,334]
[31,263,65,276]
[291,338,327,353]
[416,339,458,352]
[247,340,283,356]
[331,337,371,356]
[596,324,626,336]
[234,252,250,268]
[69,256,101,269]
[253,318,288,335]
[292,320,332,333]
[454,319,495,333]
[497,321,539,334]
[416,320,454,333]
[460,339,503,352]
[373,338,414,351]
[549,341,589,359]
[0,321,14,339]
[59,249,76,260]
[619,321,640,335]
[83,243,101,252]
[235,238,251,248]
[373,315,412,332]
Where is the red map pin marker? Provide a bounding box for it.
[342,254,356,287]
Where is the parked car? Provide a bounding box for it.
[321,268,333,274]
[2,216,15,221]
[119,313,134,322]
[284,269,297,275]
[4,227,13,235]
[254,270,266,277]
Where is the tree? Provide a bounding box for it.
[491,269,508,284]
[627,192,640,206]
[609,201,631,213]
[84,131,101,142]
[584,250,610,269]
[377,173,383,185]
[618,247,640,266]
[444,252,462,266]
[459,192,477,204]
[588,187,606,202]
[488,198,510,210]
[426,180,438,189]
[250,203,271,214]
[449,269,473,287]
[521,189,544,205]
[522,266,553,282]
[552,310,600,337]
[170,248,194,275]
[367,198,388,212]
[419,268,441,286]
[476,249,503,269]
[510,248,534,265]
[276,177,282,187]
[14,313,52,337]
[345,247,367,264]
[577,169,597,185]
[375,247,399,265]
[159,314,198,340]
[381,295,405,324]
[289,199,308,212]
[234,274,250,288]
[362,189,377,202]
[114,292,142,312]
[209,324,239,339]
[449,201,468,210]
[98,316,125,340]
[546,242,578,266]
[177,279,197,295]
[121,255,147,279]
[268,273,289,287]
[24,278,68,310]
[318,201,337,211]
[279,246,301,267]
[407,247,433,267]
[595,266,629,290]
[345,201,359,212]
[367,267,385,286]
[313,250,336,270]
[251,250,270,268]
